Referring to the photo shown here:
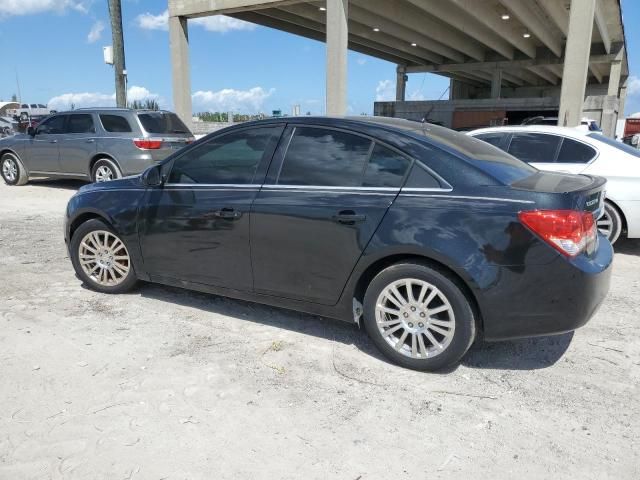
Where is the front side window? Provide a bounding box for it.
[508,133,561,163]
[278,127,372,186]
[67,114,95,134]
[556,138,597,164]
[362,144,411,188]
[100,114,132,133]
[37,115,66,134]
[168,127,278,184]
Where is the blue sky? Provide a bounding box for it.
[0,0,638,116]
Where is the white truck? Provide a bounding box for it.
[6,103,54,121]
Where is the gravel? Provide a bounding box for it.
[1,179,638,479]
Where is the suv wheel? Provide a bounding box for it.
[597,201,623,245]
[91,158,121,183]
[70,219,138,293]
[1,153,28,186]
[363,262,476,371]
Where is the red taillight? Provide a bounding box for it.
[133,138,162,149]
[518,210,597,257]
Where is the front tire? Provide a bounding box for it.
[91,158,121,183]
[597,200,623,245]
[363,262,476,371]
[1,153,28,186]
[70,219,138,294]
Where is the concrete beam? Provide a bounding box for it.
[590,63,604,84]
[396,66,407,102]
[537,0,569,35]
[527,65,558,85]
[350,0,484,61]
[169,16,192,125]
[169,0,304,18]
[450,0,536,58]
[499,0,564,57]
[491,70,502,99]
[594,1,612,53]
[326,0,348,115]
[607,47,624,96]
[558,0,596,127]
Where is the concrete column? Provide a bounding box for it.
[396,66,407,101]
[326,0,348,115]
[619,78,628,119]
[558,0,596,127]
[491,69,502,99]
[607,47,624,96]
[170,15,192,126]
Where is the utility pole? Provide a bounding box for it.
[108,0,127,107]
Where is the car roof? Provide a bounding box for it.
[468,125,590,139]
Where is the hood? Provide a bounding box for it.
[78,175,143,194]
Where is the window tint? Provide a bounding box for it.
[168,127,277,184]
[21,104,28,108]
[37,115,66,134]
[403,162,442,189]
[363,144,411,188]
[38,104,46,108]
[138,112,190,134]
[587,133,640,159]
[100,114,132,133]
[475,133,507,150]
[557,138,596,164]
[278,127,372,186]
[508,133,561,163]
[67,114,95,134]
[30,104,38,108]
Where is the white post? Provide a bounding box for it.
[170,15,192,126]
[326,0,348,115]
[396,66,407,101]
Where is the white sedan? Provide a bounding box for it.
[468,125,640,244]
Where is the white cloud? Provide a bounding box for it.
[0,0,89,17]
[628,76,640,96]
[135,9,255,33]
[356,57,367,66]
[87,20,104,43]
[375,80,395,101]
[47,85,160,111]
[192,87,274,113]
[407,90,425,101]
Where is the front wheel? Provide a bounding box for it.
[363,262,476,371]
[91,158,122,183]
[1,153,28,186]
[597,201,623,245]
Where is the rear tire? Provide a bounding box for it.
[598,200,623,245]
[363,262,476,371]
[91,158,121,183]
[1,152,28,186]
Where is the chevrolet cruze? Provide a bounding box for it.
[64,117,612,371]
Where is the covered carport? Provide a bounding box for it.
[168,0,629,136]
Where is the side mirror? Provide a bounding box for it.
[27,127,36,137]
[142,165,164,187]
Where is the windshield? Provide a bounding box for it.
[587,133,640,158]
[137,112,191,135]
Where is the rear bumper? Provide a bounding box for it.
[481,236,613,341]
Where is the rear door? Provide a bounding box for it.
[554,137,598,174]
[58,113,98,175]
[507,132,563,172]
[250,125,412,305]
[25,114,66,173]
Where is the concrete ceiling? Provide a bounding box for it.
[168,0,629,88]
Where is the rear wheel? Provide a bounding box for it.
[363,262,476,371]
[91,158,121,183]
[597,200,623,245]
[1,152,28,186]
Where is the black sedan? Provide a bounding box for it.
[64,117,612,371]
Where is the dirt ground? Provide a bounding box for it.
[0,179,638,480]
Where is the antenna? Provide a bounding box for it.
[15,69,22,104]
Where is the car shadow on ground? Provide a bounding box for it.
[137,282,573,372]
[614,238,640,256]
[28,179,86,190]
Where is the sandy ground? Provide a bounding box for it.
[0,179,639,480]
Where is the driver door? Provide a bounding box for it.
[26,115,66,173]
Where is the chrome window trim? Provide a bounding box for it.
[398,193,535,204]
[163,183,261,188]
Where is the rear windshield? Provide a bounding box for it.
[587,133,640,158]
[137,112,191,135]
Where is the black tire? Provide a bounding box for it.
[363,262,476,371]
[1,152,29,186]
[598,200,623,245]
[70,218,138,294]
[91,158,122,183]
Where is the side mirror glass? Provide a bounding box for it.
[142,165,164,187]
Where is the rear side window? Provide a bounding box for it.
[138,112,190,134]
[67,114,95,134]
[475,133,507,150]
[278,127,372,186]
[363,144,411,188]
[508,133,561,163]
[168,127,278,184]
[557,138,596,164]
[100,114,132,133]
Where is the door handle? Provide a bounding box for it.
[86,139,95,143]
[49,140,58,143]
[332,210,366,225]
[213,207,242,220]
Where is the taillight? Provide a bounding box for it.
[518,210,597,257]
[133,138,162,149]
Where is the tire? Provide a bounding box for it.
[597,200,623,245]
[1,152,29,186]
[91,158,122,183]
[363,262,476,371]
[70,218,138,294]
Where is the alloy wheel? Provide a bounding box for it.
[597,210,613,239]
[78,230,130,286]
[95,165,114,182]
[2,158,17,182]
[375,278,455,359]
